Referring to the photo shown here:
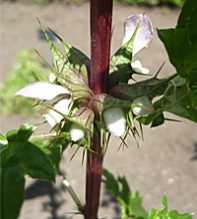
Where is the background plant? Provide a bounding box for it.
[0,50,49,115]
[2,0,184,7]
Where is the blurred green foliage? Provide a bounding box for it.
[2,0,184,7]
[0,50,49,115]
[116,0,184,6]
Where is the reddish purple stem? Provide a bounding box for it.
[89,0,113,94]
[85,0,113,219]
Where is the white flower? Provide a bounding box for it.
[70,124,85,142]
[132,96,154,116]
[131,60,150,74]
[103,108,126,137]
[122,14,153,74]
[44,99,71,127]
[16,82,72,127]
[123,14,153,56]
[16,82,69,100]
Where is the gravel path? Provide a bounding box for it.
[0,2,197,219]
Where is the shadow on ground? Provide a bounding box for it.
[25,180,69,219]
[101,191,120,219]
[25,180,121,219]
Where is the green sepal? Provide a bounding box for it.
[92,93,131,115]
[71,107,95,133]
[109,25,138,87]
[0,134,8,150]
[132,96,154,117]
[42,27,89,77]
[110,75,173,101]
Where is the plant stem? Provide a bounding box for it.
[89,0,113,94]
[85,1,113,219]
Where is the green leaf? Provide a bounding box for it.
[148,197,192,219]
[154,76,197,122]
[103,169,120,197]
[151,113,165,127]
[161,195,168,209]
[0,160,25,219]
[158,0,197,85]
[128,191,147,218]
[158,28,192,80]
[156,1,197,123]
[178,0,197,41]
[6,124,35,142]
[33,139,65,173]
[5,125,56,181]
[118,176,131,204]
[0,125,63,219]
[10,141,55,181]
[138,112,165,127]
[110,76,172,101]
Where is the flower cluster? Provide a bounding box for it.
[16,14,154,149]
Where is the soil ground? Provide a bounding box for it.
[0,2,197,219]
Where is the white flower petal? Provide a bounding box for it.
[53,99,71,115]
[70,125,85,142]
[44,112,62,128]
[44,99,72,127]
[103,108,126,137]
[16,82,69,100]
[131,60,150,74]
[123,14,153,56]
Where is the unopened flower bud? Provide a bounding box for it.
[70,124,85,142]
[132,96,154,116]
[49,73,56,83]
[103,108,126,137]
